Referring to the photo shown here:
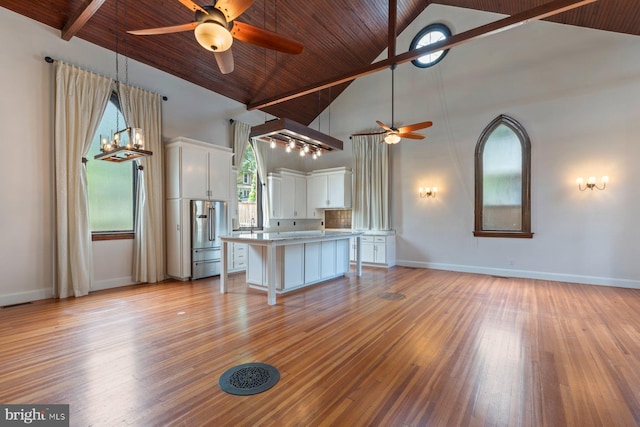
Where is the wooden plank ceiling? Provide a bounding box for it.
[1,0,638,125]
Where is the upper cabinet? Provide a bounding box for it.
[282,170,307,219]
[267,174,283,219]
[166,137,233,201]
[269,169,307,219]
[307,167,352,216]
[267,167,352,220]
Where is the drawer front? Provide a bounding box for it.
[192,247,221,262]
[361,236,374,243]
[374,236,386,243]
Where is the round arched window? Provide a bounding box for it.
[410,23,452,68]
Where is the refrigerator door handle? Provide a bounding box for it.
[209,206,215,241]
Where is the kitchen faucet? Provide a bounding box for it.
[250,217,255,234]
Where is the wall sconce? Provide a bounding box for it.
[419,187,437,198]
[577,176,608,191]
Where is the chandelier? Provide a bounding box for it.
[94,0,151,163]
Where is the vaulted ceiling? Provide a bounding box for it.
[1,1,638,125]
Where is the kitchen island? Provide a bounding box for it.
[220,230,364,305]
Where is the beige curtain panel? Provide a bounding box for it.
[118,82,165,284]
[352,135,390,231]
[54,62,113,298]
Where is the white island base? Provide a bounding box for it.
[220,231,363,305]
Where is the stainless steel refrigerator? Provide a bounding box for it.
[191,200,227,279]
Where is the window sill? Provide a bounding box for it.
[92,232,134,241]
[473,231,534,239]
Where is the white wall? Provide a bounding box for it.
[0,8,269,305]
[313,4,640,288]
[2,3,639,306]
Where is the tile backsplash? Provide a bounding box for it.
[325,209,352,229]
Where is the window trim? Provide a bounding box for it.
[474,114,533,238]
[410,23,452,69]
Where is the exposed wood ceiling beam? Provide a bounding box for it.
[61,0,107,41]
[388,0,397,59]
[248,0,598,111]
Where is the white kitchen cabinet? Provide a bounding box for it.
[336,239,350,275]
[268,169,307,219]
[320,240,337,278]
[267,174,282,219]
[244,236,353,293]
[351,233,396,268]
[166,198,192,280]
[247,245,266,286]
[281,170,307,219]
[304,242,322,283]
[306,174,325,218]
[282,244,304,288]
[360,237,376,263]
[307,167,352,216]
[165,137,232,201]
[227,242,246,273]
[246,244,302,290]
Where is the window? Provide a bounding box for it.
[242,172,251,185]
[410,23,452,68]
[87,92,137,238]
[235,143,261,229]
[474,114,532,238]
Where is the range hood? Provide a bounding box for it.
[249,118,343,152]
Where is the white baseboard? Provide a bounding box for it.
[1,277,139,306]
[0,288,53,307]
[396,260,640,289]
[91,276,136,292]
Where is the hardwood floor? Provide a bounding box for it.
[1,267,640,426]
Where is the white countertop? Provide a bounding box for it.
[324,229,396,236]
[221,229,364,243]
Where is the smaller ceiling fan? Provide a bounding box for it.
[127,0,303,75]
[352,65,433,144]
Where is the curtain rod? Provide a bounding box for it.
[44,56,168,101]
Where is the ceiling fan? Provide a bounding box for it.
[127,0,304,75]
[353,64,432,144]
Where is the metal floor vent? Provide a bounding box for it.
[219,363,280,396]
[378,292,406,300]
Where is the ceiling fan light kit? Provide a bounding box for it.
[128,0,303,74]
[384,133,401,144]
[353,65,433,144]
[194,20,233,51]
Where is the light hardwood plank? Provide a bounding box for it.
[1,268,639,426]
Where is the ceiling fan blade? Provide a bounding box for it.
[397,121,433,133]
[177,0,208,14]
[352,131,386,136]
[231,21,303,54]
[376,120,392,131]
[128,22,198,36]
[215,0,255,21]
[397,132,426,140]
[214,49,235,74]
